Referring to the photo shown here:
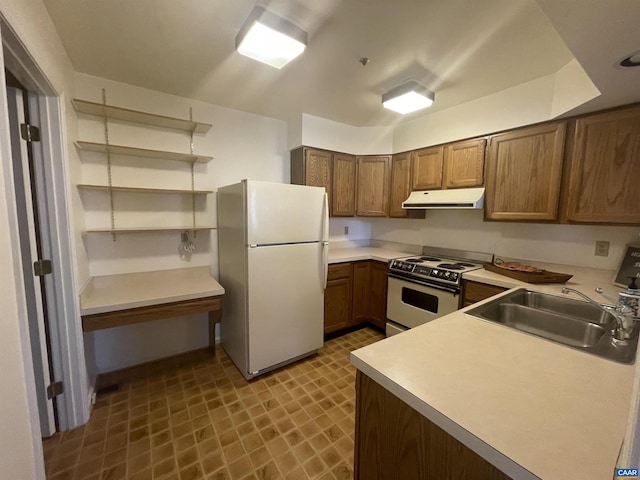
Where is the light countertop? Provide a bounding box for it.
[328,246,410,264]
[329,245,625,301]
[80,266,225,316]
[338,245,634,478]
[351,297,635,480]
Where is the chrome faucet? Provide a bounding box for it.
[561,287,634,342]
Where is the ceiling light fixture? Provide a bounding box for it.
[235,6,307,69]
[382,80,435,114]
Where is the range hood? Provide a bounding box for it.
[402,187,485,209]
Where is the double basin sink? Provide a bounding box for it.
[466,288,638,363]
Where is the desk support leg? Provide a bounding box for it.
[208,310,222,356]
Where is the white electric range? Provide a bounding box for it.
[386,247,493,336]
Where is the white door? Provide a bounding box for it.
[246,180,327,245]
[6,85,56,436]
[247,242,324,375]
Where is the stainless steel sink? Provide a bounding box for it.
[466,288,638,363]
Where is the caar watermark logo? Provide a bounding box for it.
[617,468,639,478]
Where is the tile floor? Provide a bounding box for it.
[43,327,383,480]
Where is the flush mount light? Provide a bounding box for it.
[382,80,435,114]
[235,6,307,69]
[619,51,640,68]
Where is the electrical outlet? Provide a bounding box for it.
[344,226,349,235]
[595,240,610,257]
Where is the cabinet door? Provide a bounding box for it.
[485,122,566,221]
[304,148,331,189]
[462,280,507,307]
[443,138,486,189]
[564,106,640,224]
[352,261,370,326]
[367,261,388,329]
[332,153,356,217]
[356,156,391,217]
[389,152,412,218]
[324,264,353,334]
[411,146,443,190]
[354,372,513,480]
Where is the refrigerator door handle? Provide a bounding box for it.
[322,241,329,289]
[322,192,329,243]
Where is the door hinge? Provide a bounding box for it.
[33,259,52,276]
[47,381,63,400]
[20,123,40,142]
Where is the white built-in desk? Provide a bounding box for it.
[80,267,225,354]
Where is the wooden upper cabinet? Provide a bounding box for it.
[443,138,486,189]
[290,147,332,210]
[356,155,391,217]
[389,152,412,218]
[564,106,640,224]
[485,122,566,221]
[331,153,356,217]
[411,146,443,190]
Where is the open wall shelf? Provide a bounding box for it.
[84,226,216,234]
[75,141,213,164]
[72,99,212,134]
[74,92,215,239]
[77,184,214,195]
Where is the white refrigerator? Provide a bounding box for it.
[217,180,328,380]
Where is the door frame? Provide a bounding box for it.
[6,82,57,436]
[0,17,89,432]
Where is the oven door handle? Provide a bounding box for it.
[387,272,460,294]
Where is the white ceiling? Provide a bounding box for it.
[42,0,640,126]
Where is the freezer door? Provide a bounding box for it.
[246,180,326,245]
[247,242,324,375]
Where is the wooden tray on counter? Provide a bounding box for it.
[483,262,573,284]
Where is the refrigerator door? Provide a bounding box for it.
[246,180,327,246]
[247,242,324,375]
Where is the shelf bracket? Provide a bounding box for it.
[190,107,197,238]
[103,88,116,242]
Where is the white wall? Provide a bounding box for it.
[369,212,639,270]
[74,73,289,372]
[0,0,91,476]
[328,218,372,244]
[550,59,600,118]
[391,60,599,153]
[301,113,393,154]
[392,74,556,152]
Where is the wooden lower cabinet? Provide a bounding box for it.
[354,371,512,480]
[352,261,371,326]
[368,261,388,329]
[324,264,353,334]
[324,260,388,334]
[462,280,508,307]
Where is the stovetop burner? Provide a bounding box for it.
[437,263,465,270]
[388,248,492,288]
